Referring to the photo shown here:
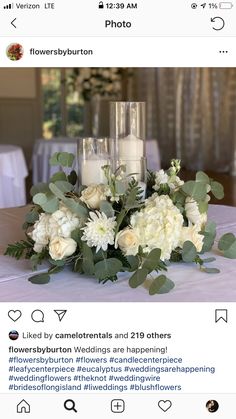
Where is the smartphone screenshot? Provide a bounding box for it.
[0,0,236,417]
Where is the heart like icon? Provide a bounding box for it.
[158,400,172,412]
[8,310,22,322]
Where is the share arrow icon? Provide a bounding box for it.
[54,310,67,321]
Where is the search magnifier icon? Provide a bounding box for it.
[64,399,77,413]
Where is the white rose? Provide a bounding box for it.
[115,228,139,256]
[185,197,201,225]
[179,225,204,252]
[49,237,77,260]
[80,184,107,209]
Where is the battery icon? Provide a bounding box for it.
[219,2,233,8]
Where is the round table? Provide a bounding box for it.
[0,145,28,209]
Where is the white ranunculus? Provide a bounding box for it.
[80,184,107,209]
[179,225,204,253]
[115,228,139,256]
[131,195,184,261]
[49,237,77,260]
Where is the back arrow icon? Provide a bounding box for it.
[211,16,225,31]
[11,18,17,28]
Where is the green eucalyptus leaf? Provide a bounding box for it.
[218,233,236,251]
[202,257,216,263]
[142,248,161,272]
[202,267,220,274]
[196,171,210,184]
[129,268,149,288]
[82,243,95,275]
[181,181,207,201]
[54,180,74,193]
[49,152,60,166]
[149,275,175,295]
[48,258,65,267]
[201,232,214,253]
[100,200,114,218]
[30,183,50,197]
[126,255,140,272]
[198,201,208,214]
[28,273,50,284]
[49,182,65,200]
[33,193,48,206]
[182,241,197,262]
[58,152,75,167]
[63,198,88,218]
[48,265,64,274]
[224,240,236,259]
[210,181,224,200]
[42,196,59,213]
[50,171,67,183]
[94,258,123,280]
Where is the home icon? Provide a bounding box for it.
[17,399,30,413]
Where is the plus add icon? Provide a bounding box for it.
[111,399,125,413]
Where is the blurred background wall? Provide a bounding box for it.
[1,67,236,174]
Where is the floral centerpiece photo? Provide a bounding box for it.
[5,153,236,295]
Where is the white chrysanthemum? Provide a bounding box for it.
[50,204,81,238]
[81,211,117,252]
[30,213,51,253]
[179,225,204,252]
[131,195,184,261]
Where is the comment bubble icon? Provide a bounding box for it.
[31,310,44,323]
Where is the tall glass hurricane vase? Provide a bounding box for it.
[110,102,146,184]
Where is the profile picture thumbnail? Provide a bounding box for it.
[206,400,219,413]
[6,43,24,61]
[9,330,19,340]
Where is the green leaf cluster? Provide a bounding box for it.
[128,249,173,295]
[49,152,75,167]
[218,233,236,259]
[4,240,34,260]
[201,221,216,253]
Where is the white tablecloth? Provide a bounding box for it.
[0,145,28,208]
[0,205,236,302]
[32,138,161,184]
[32,138,79,184]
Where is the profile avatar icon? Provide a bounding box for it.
[9,330,19,340]
[6,43,24,61]
[206,400,219,413]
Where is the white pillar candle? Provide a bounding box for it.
[118,134,144,159]
[118,134,144,180]
[81,159,108,186]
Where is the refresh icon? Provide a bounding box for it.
[211,16,225,30]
